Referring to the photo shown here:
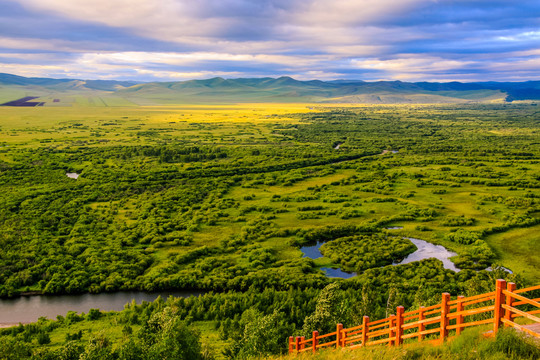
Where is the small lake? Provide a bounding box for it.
[321,267,357,279]
[300,242,357,278]
[66,172,79,179]
[0,290,201,326]
[300,236,460,278]
[398,237,459,272]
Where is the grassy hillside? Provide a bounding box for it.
[271,328,540,360]
[3,72,540,105]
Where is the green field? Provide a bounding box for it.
[0,103,538,359]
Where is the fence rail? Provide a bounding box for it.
[288,279,540,354]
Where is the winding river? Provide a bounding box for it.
[0,236,506,325]
[301,236,461,278]
[300,242,357,278]
[0,290,201,326]
[399,237,459,272]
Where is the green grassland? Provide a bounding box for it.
[0,102,538,359]
[0,102,538,290]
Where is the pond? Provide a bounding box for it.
[300,242,357,278]
[0,290,202,326]
[397,237,459,272]
[300,236,461,278]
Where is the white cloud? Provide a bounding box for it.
[0,63,70,77]
[292,0,424,26]
[352,56,475,73]
[3,0,540,82]
[497,31,540,42]
[133,69,245,80]
[77,51,330,68]
[19,0,425,52]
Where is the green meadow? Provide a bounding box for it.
[0,102,538,359]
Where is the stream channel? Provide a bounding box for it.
[0,290,202,326]
[300,236,460,278]
[1,236,507,325]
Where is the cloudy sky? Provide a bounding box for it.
[0,0,539,82]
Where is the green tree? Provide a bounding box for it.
[302,282,351,335]
[138,307,203,360]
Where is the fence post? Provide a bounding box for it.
[362,316,369,347]
[388,314,395,346]
[456,295,464,336]
[440,293,450,342]
[288,336,294,353]
[295,336,300,353]
[418,306,425,341]
[312,331,318,353]
[504,282,516,327]
[336,323,343,348]
[395,306,404,346]
[494,279,506,334]
[300,336,305,351]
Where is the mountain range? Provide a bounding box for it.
[1,72,540,106]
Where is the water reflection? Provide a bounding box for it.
[300,242,356,278]
[300,236,462,278]
[397,237,459,272]
[0,290,201,325]
[321,267,357,278]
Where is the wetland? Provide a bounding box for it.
[0,103,537,357]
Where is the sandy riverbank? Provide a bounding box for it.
[0,323,29,328]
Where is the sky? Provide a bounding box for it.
[0,0,539,82]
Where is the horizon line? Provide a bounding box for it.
[2,72,540,85]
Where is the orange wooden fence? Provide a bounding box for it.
[288,279,540,354]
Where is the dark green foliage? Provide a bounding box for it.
[320,234,417,272]
[0,337,32,360]
[445,229,481,245]
[86,309,102,321]
[37,332,51,345]
[302,283,351,335]
[224,309,294,359]
[137,307,203,360]
[441,215,476,227]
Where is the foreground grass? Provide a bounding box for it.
[272,328,540,360]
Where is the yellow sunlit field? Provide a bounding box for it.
[0,104,322,145]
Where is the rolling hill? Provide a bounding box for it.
[1,72,539,106]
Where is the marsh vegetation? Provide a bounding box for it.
[0,102,538,358]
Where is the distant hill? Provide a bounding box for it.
[1,72,539,106]
[0,73,138,91]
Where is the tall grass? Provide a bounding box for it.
[269,328,539,360]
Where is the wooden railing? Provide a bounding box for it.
[288,279,540,354]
